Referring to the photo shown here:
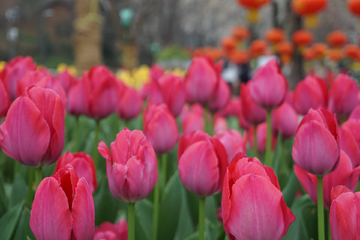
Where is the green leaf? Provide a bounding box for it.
[205,195,218,225]
[135,199,153,240]
[185,190,199,227]
[0,201,24,240]
[10,175,28,207]
[184,232,198,240]
[174,187,195,240]
[282,170,301,207]
[13,207,35,240]
[0,172,8,217]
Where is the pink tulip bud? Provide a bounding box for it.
[240,83,266,125]
[98,129,158,202]
[0,86,64,167]
[222,154,295,240]
[30,164,95,240]
[214,130,247,164]
[208,78,231,113]
[249,123,277,154]
[213,114,229,134]
[117,84,143,120]
[178,131,228,197]
[94,219,128,240]
[149,64,164,81]
[272,102,299,139]
[349,106,360,120]
[0,77,11,118]
[57,70,74,93]
[219,97,241,118]
[339,119,360,167]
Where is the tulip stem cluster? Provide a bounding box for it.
[161,154,167,193]
[265,110,272,166]
[128,202,135,240]
[317,176,325,240]
[27,167,34,206]
[14,161,20,179]
[92,121,100,168]
[198,197,205,240]
[35,167,42,189]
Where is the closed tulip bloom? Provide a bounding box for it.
[149,64,164,81]
[30,164,95,240]
[0,86,64,167]
[1,56,37,100]
[272,102,299,139]
[149,73,185,117]
[0,77,11,118]
[117,84,143,120]
[94,219,128,240]
[292,108,340,176]
[208,78,231,112]
[98,129,158,202]
[294,150,360,209]
[182,109,204,135]
[240,83,266,125]
[222,154,295,240]
[144,104,179,154]
[138,82,151,100]
[185,57,221,105]
[55,152,97,193]
[349,106,360,120]
[238,103,251,131]
[328,74,359,118]
[248,59,288,109]
[293,76,327,115]
[219,97,241,118]
[57,70,74,93]
[339,119,360,167]
[178,131,228,196]
[213,114,229,134]
[214,130,247,164]
[67,79,88,116]
[249,123,277,154]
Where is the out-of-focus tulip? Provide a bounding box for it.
[0,86,64,167]
[213,114,229,134]
[1,56,37,100]
[328,74,359,119]
[214,130,247,163]
[117,84,143,121]
[181,105,204,135]
[184,57,221,105]
[144,104,179,154]
[98,129,158,202]
[240,83,266,125]
[339,119,360,167]
[178,131,228,196]
[293,76,327,115]
[54,152,97,193]
[272,102,299,139]
[149,73,185,117]
[0,77,11,118]
[149,64,164,81]
[249,59,288,109]
[219,97,241,118]
[94,219,128,240]
[222,154,295,240]
[208,78,231,112]
[57,70,74,93]
[292,108,340,176]
[138,82,151,100]
[294,150,360,209]
[349,106,360,120]
[249,122,276,154]
[30,164,95,240]
[67,79,88,116]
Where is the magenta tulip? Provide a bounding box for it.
[292,108,340,176]
[213,114,229,134]
[30,164,95,240]
[339,119,360,167]
[249,123,276,154]
[219,97,241,118]
[182,110,204,135]
[272,102,299,139]
[222,154,295,240]
[94,219,128,240]
[178,131,228,196]
[240,83,266,125]
[0,86,64,167]
[0,77,11,118]
[117,84,143,120]
[349,106,360,120]
[149,64,164,81]
[208,78,231,112]
[214,130,247,163]
[57,70,74,93]
[54,152,97,193]
[98,129,158,202]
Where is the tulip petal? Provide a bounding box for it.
[30,177,72,240]
[98,141,111,162]
[293,165,318,204]
[331,186,352,203]
[339,127,360,167]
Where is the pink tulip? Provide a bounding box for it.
[98,129,158,202]
[292,76,327,115]
[285,91,294,107]
[219,97,241,118]
[238,103,251,131]
[0,77,11,118]
[184,57,221,105]
[30,164,95,240]
[240,83,266,125]
[1,56,37,99]
[138,82,151,100]
[292,108,340,176]
[339,119,360,167]
[57,70,74,93]
[67,79,88,116]
[54,152,98,193]
[349,106,360,120]
[178,131,228,196]
[328,74,359,118]
[94,219,128,240]
[213,114,229,134]
[117,84,143,121]
[222,154,295,240]
[150,64,164,81]
[249,123,276,154]
[144,104,179,154]
[214,130,247,163]
[149,73,185,117]
[208,78,231,112]
[294,150,360,209]
[182,106,204,135]
[272,102,299,139]
[249,59,288,109]
[0,86,64,167]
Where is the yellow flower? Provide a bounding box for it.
[0,61,6,72]
[57,63,77,76]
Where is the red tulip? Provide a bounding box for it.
[349,106,360,120]
[213,114,229,134]
[30,164,95,240]
[57,70,74,93]
[1,56,37,99]
[149,64,164,81]
[222,154,295,240]
[117,84,143,120]
[238,102,251,130]
[184,57,222,105]
[339,119,360,167]
[98,129,158,202]
[294,150,360,209]
[240,83,266,125]
[249,122,277,154]
[178,131,228,196]
[272,102,299,139]
[0,77,11,118]
[249,59,288,109]
[149,73,185,117]
[208,78,231,112]
[181,105,204,135]
[54,152,97,193]
[292,108,340,176]
[330,186,360,240]
[67,79,88,116]
[293,76,327,115]
[0,86,64,167]
[94,219,128,240]
[214,130,247,163]
[328,74,359,118]
[219,97,241,118]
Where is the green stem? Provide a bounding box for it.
[27,167,34,206]
[152,181,160,240]
[253,125,258,158]
[125,120,130,131]
[73,116,79,152]
[273,133,283,175]
[161,154,167,194]
[317,176,325,240]
[92,120,100,168]
[128,202,135,240]
[199,197,206,240]
[14,161,20,179]
[203,107,208,134]
[35,167,42,190]
[265,110,272,166]
[209,112,213,136]
[325,210,332,240]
